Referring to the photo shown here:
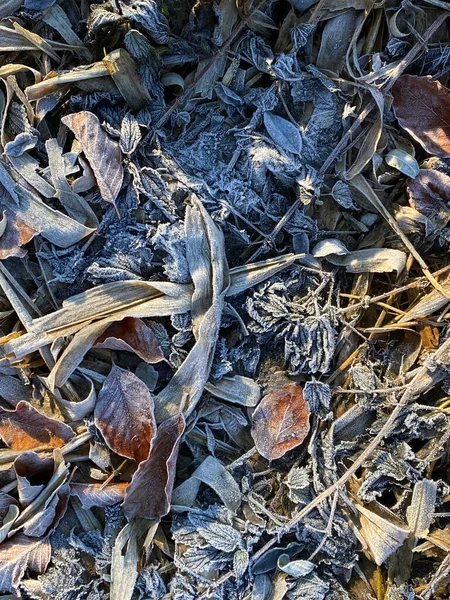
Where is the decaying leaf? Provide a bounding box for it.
[0,401,74,450]
[123,413,185,520]
[251,382,310,460]
[357,504,409,566]
[94,365,156,464]
[392,75,450,158]
[94,317,164,364]
[0,533,51,594]
[61,111,124,213]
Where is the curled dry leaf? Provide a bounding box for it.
[61,111,124,213]
[94,365,157,464]
[357,504,409,566]
[0,533,51,594]
[392,75,450,158]
[94,317,164,364]
[0,401,75,450]
[251,383,310,461]
[122,413,185,520]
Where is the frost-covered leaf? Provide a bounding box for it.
[392,75,450,158]
[70,483,128,509]
[385,149,419,178]
[357,504,409,565]
[123,413,185,520]
[4,132,38,157]
[94,317,164,364]
[198,522,242,552]
[0,533,51,594]
[120,113,142,155]
[94,365,156,464]
[61,111,124,212]
[251,382,310,460]
[263,112,302,156]
[0,401,74,450]
[277,554,315,577]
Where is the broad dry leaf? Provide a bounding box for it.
[70,483,128,509]
[251,383,310,461]
[392,75,450,158]
[0,401,74,450]
[0,209,37,260]
[0,533,51,594]
[94,365,156,464]
[407,169,450,222]
[122,413,185,520]
[94,317,164,363]
[357,504,409,566]
[61,111,124,211]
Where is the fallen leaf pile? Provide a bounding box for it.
[0,1,449,600]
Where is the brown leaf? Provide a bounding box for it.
[14,452,54,507]
[251,383,310,461]
[0,533,51,594]
[61,111,124,212]
[122,413,185,520]
[0,209,37,260]
[407,169,450,220]
[0,401,75,451]
[94,365,156,464]
[70,483,128,509]
[392,75,450,158]
[94,317,164,364]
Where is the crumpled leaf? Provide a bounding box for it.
[0,401,74,450]
[407,169,450,220]
[122,413,185,520]
[263,112,302,156]
[251,382,310,460]
[392,75,450,158]
[0,533,51,594]
[94,365,156,464]
[119,113,142,155]
[61,111,124,212]
[94,317,164,364]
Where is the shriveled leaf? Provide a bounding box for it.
[392,75,450,158]
[0,401,74,450]
[122,414,185,520]
[0,533,51,594]
[61,111,124,211]
[407,169,450,220]
[251,383,310,460]
[263,112,302,155]
[70,483,128,509]
[94,317,164,364]
[94,365,156,464]
[119,113,142,155]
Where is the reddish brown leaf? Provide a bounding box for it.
[61,111,124,212]
[0,533,51,594]
[70,483,128,509]
[251,383,310,461]
[392,75,450,157]
[14,452,54,507]
[94,365,156,464]
[122,413,185,520]
[94,317,164,363]
[0,401,75,451]
[407,169,450,218]
[0,209,37,260]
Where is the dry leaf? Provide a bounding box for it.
[70,483,128,509]
[0,209,37,260]
[0,401,74,450]
[392,75,450,158]
[122,413,185,520]
[0,533,51,594]
[407,169,450,221]
[94,365,156,464]
[357,504,409,566]
[61,111,124,213]
[251,382,310,460]
[94,317,164,364]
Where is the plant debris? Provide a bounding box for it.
[0,1,450,599]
